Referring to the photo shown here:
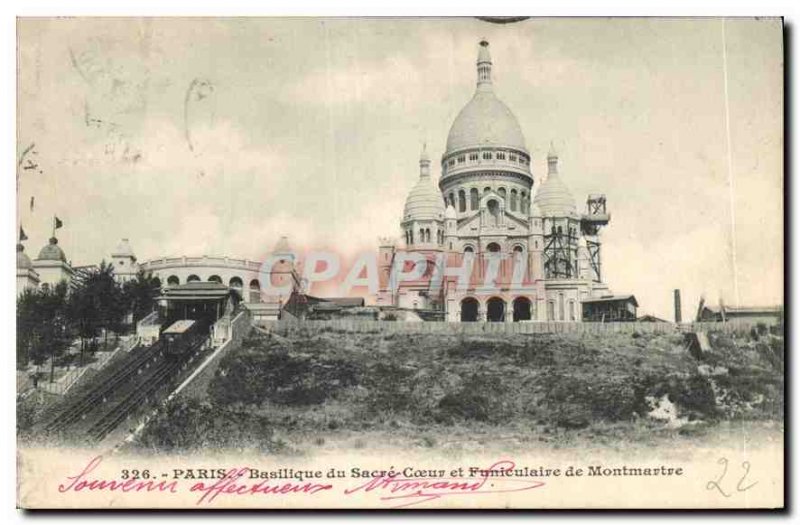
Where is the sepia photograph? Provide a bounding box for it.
[14,15,784,510]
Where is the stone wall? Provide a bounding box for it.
[258,319,768,337]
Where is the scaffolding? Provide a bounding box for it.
[543,223,577,279]
[580,194,610,283]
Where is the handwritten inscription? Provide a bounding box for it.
[706,457,758,497]
[56,456,694,508]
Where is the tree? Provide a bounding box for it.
[68,261,126,364]
[17,288,40,369]
[16,282,72,381]
[122,269,161,328]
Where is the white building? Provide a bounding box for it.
[379,40,614,322]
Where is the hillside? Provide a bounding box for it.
[135,325,784,453]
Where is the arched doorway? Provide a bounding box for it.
[513,297,532,322]
[460,297,479,322]
[186,274,200,283]
[487,297,505,322]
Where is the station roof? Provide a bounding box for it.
[158,282,232,301]
[582,294,639,307]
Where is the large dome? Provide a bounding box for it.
[444,40,527,155]
[445,91,527,154]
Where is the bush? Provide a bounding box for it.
[137,398,277,452]
[209,343,362,407]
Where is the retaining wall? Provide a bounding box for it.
[258,319,768,337]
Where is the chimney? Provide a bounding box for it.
[673,289,682,323]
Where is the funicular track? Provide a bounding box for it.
[39,320,213,444]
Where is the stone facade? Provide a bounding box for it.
[380,40,613,322]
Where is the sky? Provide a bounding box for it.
[16,17,783,320]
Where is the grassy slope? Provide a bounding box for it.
[134,327,784,454]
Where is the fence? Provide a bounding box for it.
[37,335,135,396]
[258,319,768,337]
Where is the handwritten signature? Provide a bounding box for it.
[345,460,546,508]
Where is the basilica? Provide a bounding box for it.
[377,40,617,322]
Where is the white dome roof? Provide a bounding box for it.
[404,176,445,222]
[533,172,577,216]
[446,91,527,154]
[444,41,527,155]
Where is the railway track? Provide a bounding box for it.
[39,325,212,443]
[41,341,166,433]
[85,335,210,442]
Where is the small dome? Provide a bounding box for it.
[37,237,67,262]
[112,238,136,258]
[17,244,33,269]
[404,176,445,222]
[274,236,291,254]
[445,203,457,220]
[533,173,577,216]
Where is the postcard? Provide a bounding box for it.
[16,16,784,509]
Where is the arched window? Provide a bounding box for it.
[410,230,414,244]
[487,200,500,226]
[151,277,162,289]
[458,190,466,212]
[521,191,529,214]
[448,192,455,208]
[569,300,576,321]
[187,274,200,283]
[419,228,425,243]
[484,186,491,194]
[249,279,261,303]
[470,188,479,210]
[167,275,180,286]
[229,276,244,298]
[464,246,474,254]
[498,187,507,203]
[208,275,222,284]
[487,242,501,253]
[510,189,518,212]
